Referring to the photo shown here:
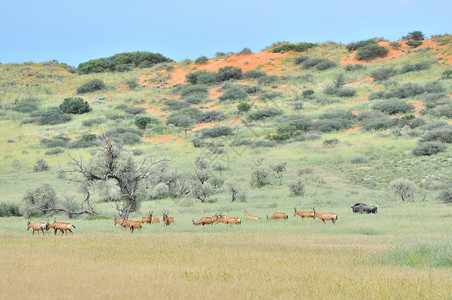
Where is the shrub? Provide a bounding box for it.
[314,119,352,132]
[270,42,317,53]
[399,61,431,74]
[406,40,423,48]
[257,75,278,86]
[424,81,445,94]
[391,83,425,98]
[33,159,49,172]
[389,41,402,49]
[370,67,398,81]
[0,202,22,217]
[302,89,315,99]
[286,115,313,131]
[191,182,214,203]
[441,70,452,79]
[166,115,195,129]
[59,97,92,114]
[36,108,72,125]
[12,97,39,113]
[336,88,356,97]
[197,110,223,123]
[237,102,251,113]
[218,86,248,101]
[135,116,159,130]
[238,47,252,55]
[41,134,71,148]
[248,108,283,121]
[350,156,367,164]
[362,116,398,131]
[294,55,310,65]
[105,128,143,145]
[302,58,335,70]
[163,99,190,111]
[195,56,209,65]
[76,79,106,94]
[402,31,425,40]
[82,118,106,127]
[230,139,252,147]
[244,70,267,79]
[180,84,209,98]
[356,44,389,61]
[421,93,451,105]
[77,51,172,74]
[243,85,262,94]
[184,94,205,104]
[315,59,337,71]
[429,105,452,118]
[21,184,58,217]
[116,104,146,115]
[373,99,414,115]
[287,179,305,196]
[198,126,233,138]
[438,187,452,204]
[45,148,64,155]
[126,78,139,90]
[251,167,272,187]
[150,183,170,198]
[185,70,219,85]
[346,38,379,51]
[344,64,366,71]
[259,91,282,101]
[320,109,355,120]
[227,181,247,202]
[412,142,447,156]
[389,178,418,201]
[217,66,243,81]
[251,140,276,148]
[292,102,304,111]
[420,121,452,131]
[420,128,452,143]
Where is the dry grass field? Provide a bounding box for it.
[1,232,451,299]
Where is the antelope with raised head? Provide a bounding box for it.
[114,217,125,227]
[294,208,314,219]
[162,210,174,226]
[27,220,47,235]
[141,211,153,224]
[267,212,288,220]
[122,219,143,233]
[244,210,258,221]
[313,208,337,224]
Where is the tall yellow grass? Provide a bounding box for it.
[1,233,450,299]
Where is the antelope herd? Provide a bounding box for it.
[26,206,369,235]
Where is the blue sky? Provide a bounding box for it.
[1,0,451,67]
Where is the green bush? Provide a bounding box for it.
[36,108,72,125]
[185,70,219,85]
[195,56,209,65]
[420,128,452,143]
[373,99,414,115]
[389,41,402,49]
[315,60,337,71]
[370,67,398,81]
[77,51,172,74]
[355,44,389,61]
[163,99,190,111]
[346,38,379,51]
[250,167,272,187]
[76,79,106,94]
[237,102,251,113]
[257,75,279,86]
[243,85,262,94]
[179,84,209,98]
[82,118,106,127]
[218,85,248,101]
[429,105,452,118]
[302,58,336,70]
[294,55,310,65]
[441,70,452,79]
[197,111,223,123]
[59,97,92,114]
[412,142,447,156]
[251,140,276,148]
[336,88,356,97]
[41,134,71,148]
[424,81,445,94]
[12,97,39,113]
[344,64,366,71]
[126,78,139,90]
[399,61,431,74]
[135,116,160,130]
[270,42,317,53]
[198,126,233,138]
[44,148,64,155]
[217,66,243,81]
[105,128,143,145]
[259,91,282,101]
[244,70,267,79]
[302,89,315,99]
[362,117,398,131]
[314,119,352,132]
[166,115,194,130]
[406,40,423,48]
[438,188,452,204]
[248,108,283,121]
[286,115,313,131]
[0,202,22,217]
[402,31,425,40]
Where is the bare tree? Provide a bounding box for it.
[65,134,170,218]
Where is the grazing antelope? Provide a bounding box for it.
[114,217,125,227]
[244,210,259,221]
[152,217,160,224]
[313,208,337,224]
[141,211,153,224]
[294,208,314,219]
[162,211,174,226]
[192,216,214,226]
[122,219,143,233]
[267,212,288,220]
[27,220,47,235]
[225,216,241,224]
[215,214,228,224]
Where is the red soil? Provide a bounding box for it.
[142,134,183,144]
